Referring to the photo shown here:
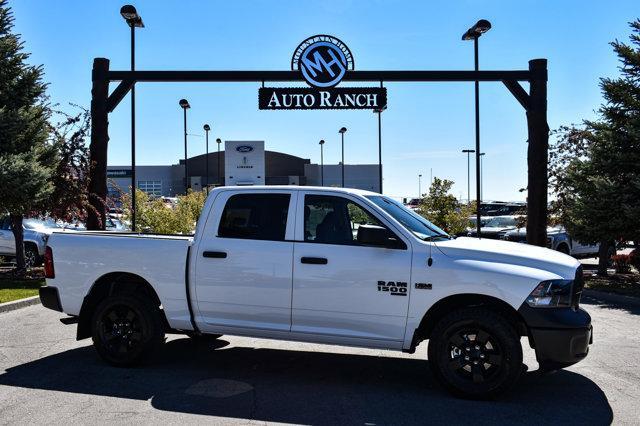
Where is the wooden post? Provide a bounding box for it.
[526,59,549,246]
[87,58,110,230]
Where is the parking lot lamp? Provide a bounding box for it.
[339,127,347,187]
[479,152,486,201]
[319,139,325,186]
[418,174,422,198]
[462,149,475,203]
[179,99,190,192]
[203,124,210,192]
[120,5,144,231]
[462,19,491,238]
[216,138,222,185]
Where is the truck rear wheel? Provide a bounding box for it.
[427,307,523,399]
[91,294,165,366]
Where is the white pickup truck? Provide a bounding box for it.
[39,186,592,399]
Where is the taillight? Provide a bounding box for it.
[44,246,55,279]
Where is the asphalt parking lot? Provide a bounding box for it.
[0,297,638,425]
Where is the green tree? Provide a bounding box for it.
[417,177,473,235]
[0,0,55,274]
[551,20,640,275]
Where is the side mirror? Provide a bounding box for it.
[357,224,405,249]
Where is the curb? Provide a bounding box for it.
[0,296,41,314]
[583,289,640,308]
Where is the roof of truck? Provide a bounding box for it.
[210,186,380,196]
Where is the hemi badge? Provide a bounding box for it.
[415,283,432,290]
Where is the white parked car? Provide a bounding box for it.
[39,186,592,399]
[501,226,608,258]
[0,217,68,267]
[467,215,525,239]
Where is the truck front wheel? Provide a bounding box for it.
[427,307,523,399]
[91,294,165,366]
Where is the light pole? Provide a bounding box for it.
[374,104,386,193]
[462,18,492,238]
[179,99,190,193]
[479,152,486,202]
[120,5,144,232]
[339,127,347,187]
[203,124,210,192]
[418,174,422,198]
[462,149,475,203]
[319,139,325,186]
[216,138,222,185]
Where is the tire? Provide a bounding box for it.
[24,244,40,268]
[91,294,165,367]
[556,243,570,255]
[427,307,523,399]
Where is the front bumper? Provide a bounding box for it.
[39,286,62,312]
[518,303,592,370]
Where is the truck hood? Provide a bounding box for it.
[435,236,580,279]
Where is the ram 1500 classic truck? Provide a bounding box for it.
[39,186,592,399]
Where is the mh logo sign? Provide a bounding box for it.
[292,35,354,88]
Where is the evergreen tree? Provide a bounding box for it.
[551,20,640,275]
[0,0,55,274]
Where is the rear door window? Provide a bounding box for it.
[218,193,291,241]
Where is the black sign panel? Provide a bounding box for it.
[107,169,133,178]
[259,87,387,110]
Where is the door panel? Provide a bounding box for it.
[291,193,412,341]
[194,191,296,332]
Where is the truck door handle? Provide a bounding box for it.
[301,257,327,265]
[203,251,227,259]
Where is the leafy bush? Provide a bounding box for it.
[611,254,631,274]
[121,189,206,235]
[416,178,474,235]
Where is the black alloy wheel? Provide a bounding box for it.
[91,294,164,366]
[24,244,38,268]
[447,328,504,385]
[428,307,523,399]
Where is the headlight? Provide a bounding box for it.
[526,279,573,308]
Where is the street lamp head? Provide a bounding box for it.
[179,99,190,109]
[203,124,210,131]
[419,174,422,177]
[216,138,222,144]
[462,19,491,40]
[319,139,325,145]
[462,149,476,153]
[338,127,347,134]
[120,5,144,27]
[479,152,486,156]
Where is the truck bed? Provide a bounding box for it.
[46,231,193,330]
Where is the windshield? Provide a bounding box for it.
[367,196,449,241]
[23,218,61,230]
[484,216,518,228]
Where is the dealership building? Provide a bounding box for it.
[107,141,380,199]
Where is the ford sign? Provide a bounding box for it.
[236,145,254,153]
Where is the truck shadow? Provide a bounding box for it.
[0,338,612,425]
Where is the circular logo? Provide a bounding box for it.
[292,35,354,88]
[236,145,254,153]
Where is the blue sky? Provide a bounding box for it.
[10,0,639,200]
